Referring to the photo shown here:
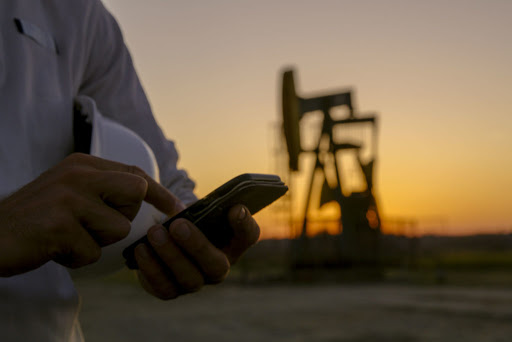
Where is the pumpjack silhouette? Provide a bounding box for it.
[281,68,381,269]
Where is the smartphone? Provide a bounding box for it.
[122,173,288,269]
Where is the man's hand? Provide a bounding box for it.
[135,204,260,300]
[0,153,179,277]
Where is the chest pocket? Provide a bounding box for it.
[11,17,63,100]
[2,17,73,166]
[14,18,59,54]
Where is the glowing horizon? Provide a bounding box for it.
[102,0,512,239]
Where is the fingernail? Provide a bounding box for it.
[238,206,247,222]
[149,227,169,246]
[135,244,151,260]
[171,220,191,241]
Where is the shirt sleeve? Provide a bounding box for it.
[77,0,197,205]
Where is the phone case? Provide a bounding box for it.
[123,173,288,269]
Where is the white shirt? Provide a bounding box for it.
[0,1,196,341]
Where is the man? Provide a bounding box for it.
[0,1,259,341]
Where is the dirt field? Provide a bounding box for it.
[75,277,512,342]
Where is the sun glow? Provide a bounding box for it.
[103,0,512,238]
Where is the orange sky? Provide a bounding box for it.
[103,0,512,238]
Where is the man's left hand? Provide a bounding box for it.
[134,204,259,299]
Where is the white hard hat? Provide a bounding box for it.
[69,95,164,277]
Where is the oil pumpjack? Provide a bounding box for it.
[281,68,381,269]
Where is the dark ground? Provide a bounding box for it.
[76,234,512,341]
[76,275,512,342]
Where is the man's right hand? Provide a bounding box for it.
[0,153,179,277]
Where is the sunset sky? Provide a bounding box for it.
[102,0,512,238]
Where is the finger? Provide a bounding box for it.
[168,219,230,284]
[134,244,181,300]
[77,199,132,246]
[147,224,204,292]
[222,205,260,264]
[137,269,165,299]
[89,170,148,220]
[53,222,102,269]
[69,153,182,217]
